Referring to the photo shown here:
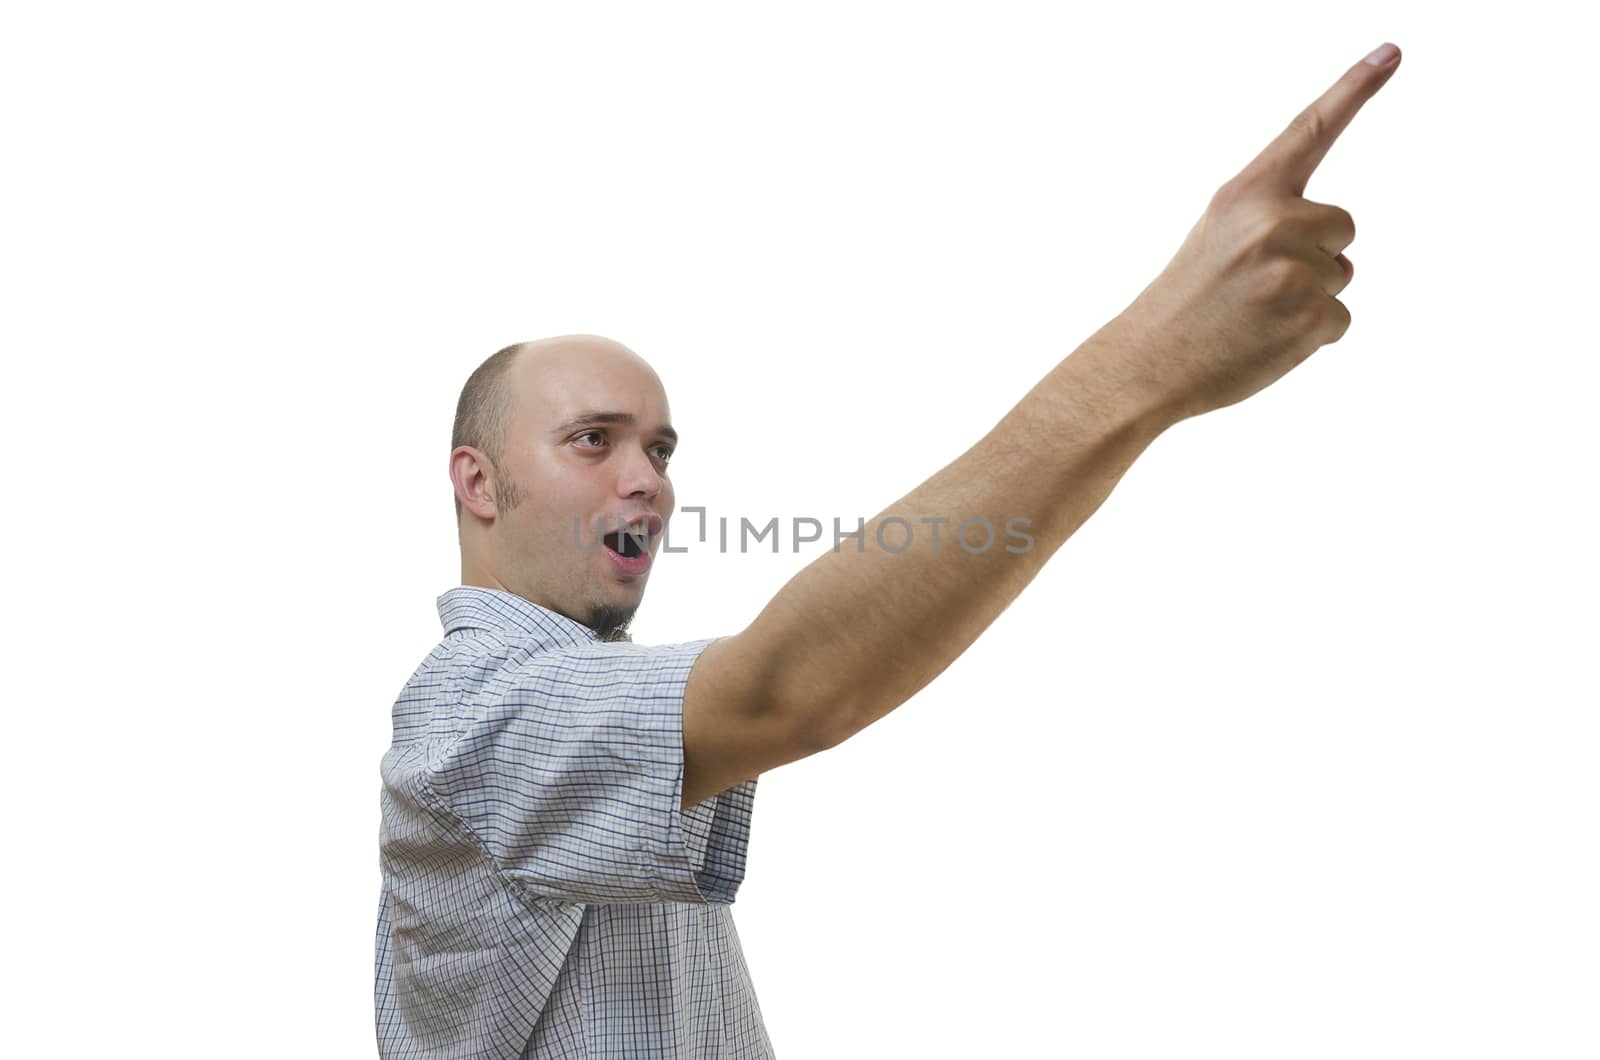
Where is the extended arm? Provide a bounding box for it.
[680,44,1401,809]
[736,321,1176,751]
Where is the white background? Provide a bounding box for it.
[4,2,1595,1057]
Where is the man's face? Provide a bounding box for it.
[486,341,678,638]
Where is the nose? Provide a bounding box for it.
[616,442,664,500]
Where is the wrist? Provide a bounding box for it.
[1067,317,1190,441]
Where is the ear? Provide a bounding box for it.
[450,447,499,520]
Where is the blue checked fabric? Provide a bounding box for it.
[376,586,773,1058]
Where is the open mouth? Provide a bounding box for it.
[603,529,648,559]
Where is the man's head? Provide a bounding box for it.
[450,334,678,641]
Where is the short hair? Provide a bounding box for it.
[452,342,526,520]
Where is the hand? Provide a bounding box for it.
[1114,43,1403,424]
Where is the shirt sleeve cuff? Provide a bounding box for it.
[646,637,759,905]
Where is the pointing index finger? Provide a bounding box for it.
[1237,42,1402,198]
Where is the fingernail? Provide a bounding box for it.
[1363,42,1399,67]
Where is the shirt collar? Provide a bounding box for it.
[437,586,603,648]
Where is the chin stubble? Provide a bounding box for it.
[589,602,636,643]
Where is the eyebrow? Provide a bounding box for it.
[550,411,678,446]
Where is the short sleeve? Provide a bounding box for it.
[422,636,758,905]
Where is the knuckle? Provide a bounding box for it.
[1330,258,1353,295]
[1333,205,1356,242]
[1206,187,1242,227]
[1256,206,1299,246]
[1314,203,1357,249]
[1287,106,1326,147]
[1259,257,1303,300]
[1332,299,1353,336]
[1211,180,1243,211]
[1312,296,1352,339]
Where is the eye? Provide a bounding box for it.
[572,430,673,466]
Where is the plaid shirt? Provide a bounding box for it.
[376,587,773,1058]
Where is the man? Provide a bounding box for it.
[377,43,1401,1058]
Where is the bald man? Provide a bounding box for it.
[376,44,1401,1059]
[450,335,681,643]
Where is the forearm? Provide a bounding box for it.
[744,319,1184,749]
